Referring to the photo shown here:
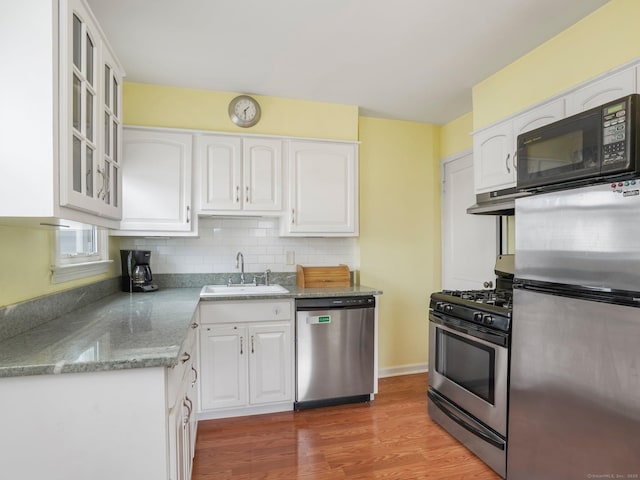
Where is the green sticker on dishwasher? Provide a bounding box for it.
[318,315,331,323]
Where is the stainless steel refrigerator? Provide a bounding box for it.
[509,180,640,480]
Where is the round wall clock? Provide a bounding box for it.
[228,95,261,128]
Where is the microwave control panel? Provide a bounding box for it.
[602,100,627,165]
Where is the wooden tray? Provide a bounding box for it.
[296,264,351,288]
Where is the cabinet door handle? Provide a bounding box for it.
[245,185,250,203]
[240,336,244,355]
[186,205,190,223]
[191,365,198,386]
[181,352,191,363]
[191,322,199,329]
[183,396,193,423]
[235,185,240,202]
[505,153,511,174]
[291,208,295,225]
[251,335,255,354]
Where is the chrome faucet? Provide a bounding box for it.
[235,251,245,285]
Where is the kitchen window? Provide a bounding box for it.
[51,220,111,283]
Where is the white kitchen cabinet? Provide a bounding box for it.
[248,323,292,404]
[196,135,283,214]
[198,300,293,419]
[282,140,358,236]
[0,319,199,480]
[473,98,565,193]
[473,121,515,193]
[167,324,199,480]
[0,0,124,228]
[113,127,196,236]
[567,66,636,115]
[199,324,248,409]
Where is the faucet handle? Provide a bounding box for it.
[264,269,271,286]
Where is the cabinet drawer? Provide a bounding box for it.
[200,300,292,324]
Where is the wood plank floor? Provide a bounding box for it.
[192,374,501,479]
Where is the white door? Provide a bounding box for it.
[248,323,291,404]
[120,128,193,231]
[199,325,247,410]
[473,121,514,193]
[286,141,357,235]
[568,67,635,114]
[197,135,243,211]
[243,138,282,211]
[442,152,498,290]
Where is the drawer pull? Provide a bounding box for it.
[181,352,191,363]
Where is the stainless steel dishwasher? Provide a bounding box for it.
[295,296,375,410]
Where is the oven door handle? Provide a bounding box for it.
[428,390,505,450]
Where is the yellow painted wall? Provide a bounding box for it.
[124,83,359,141]
[473,0,640,128]
[440,112,473,158]
[358,116,441,370]
[0,226,121,307]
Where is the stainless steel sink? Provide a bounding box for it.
[199,284,289,297]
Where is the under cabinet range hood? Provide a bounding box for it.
[466,188,530,215]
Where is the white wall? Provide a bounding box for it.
[118,217,358,274]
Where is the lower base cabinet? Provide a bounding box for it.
[198,300,294,419]
[168,325,199,480]
[0,320,199,480]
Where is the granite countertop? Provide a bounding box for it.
[0,288,201,378]
[0,284,382,379]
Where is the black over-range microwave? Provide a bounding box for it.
[517,93,640,191]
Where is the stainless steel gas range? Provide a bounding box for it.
[428,255,513,479]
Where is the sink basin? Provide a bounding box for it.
[200,284,289,297]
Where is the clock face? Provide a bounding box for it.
[228,95,261,127]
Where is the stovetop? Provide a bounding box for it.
[439,289,513,309]
[429,289,512,333]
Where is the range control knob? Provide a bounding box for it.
[435,302,445,311]
[483,315,494,326]
[473,312,484,323]
[444,304,454,314]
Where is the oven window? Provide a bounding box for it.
[435,328,495,404]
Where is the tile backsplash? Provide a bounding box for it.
[118,217,358,275]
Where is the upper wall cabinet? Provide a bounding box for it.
[472,62,640,195]
[0,0,124,228]
[282,140,358,236]
[196,135,283,215]
[567,67,636,115]
[113,127,195,236]
[474,98,565,193]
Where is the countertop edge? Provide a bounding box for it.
[0,285,382,379]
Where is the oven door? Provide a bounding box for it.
[428,313,508,436]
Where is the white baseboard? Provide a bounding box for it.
[379,362,428,378]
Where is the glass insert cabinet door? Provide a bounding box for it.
[71,11,97,202]
[60,0,122,220]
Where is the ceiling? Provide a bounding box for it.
[87,0,610,125]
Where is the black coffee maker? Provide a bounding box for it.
[120,250,159,292]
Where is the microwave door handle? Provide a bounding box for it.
[513,150,517,171]
[505,153,511,174]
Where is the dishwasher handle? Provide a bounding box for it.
[296,296,375,311]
